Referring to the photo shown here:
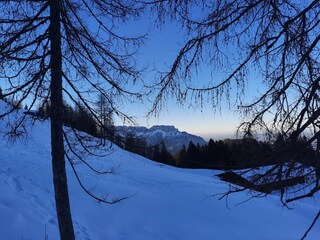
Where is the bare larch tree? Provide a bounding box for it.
[0,0,145,239]
[147,0,320,226]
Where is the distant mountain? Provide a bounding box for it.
[115,125,207,154]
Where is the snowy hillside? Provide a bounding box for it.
[1,100,320,240]
[115,125,207,154]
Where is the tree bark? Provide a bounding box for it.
[49,0,75,239]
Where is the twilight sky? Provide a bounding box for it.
[115,16,263,140]
[0,8,262,141]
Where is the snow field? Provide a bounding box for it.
[0,100,320,239]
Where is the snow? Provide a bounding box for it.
[1,100,320,240]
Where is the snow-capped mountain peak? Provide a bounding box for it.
[115,125,207,153]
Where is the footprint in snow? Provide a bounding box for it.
[8,176,23,192]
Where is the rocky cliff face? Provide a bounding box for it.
[115,125,207,154]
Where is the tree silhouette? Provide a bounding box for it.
[0,1,145,239]
[148,0,320,203]
[96,93,115,145]
[147,2,320,235]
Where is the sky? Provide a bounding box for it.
[116,15,262,140]
[0,5,263,141]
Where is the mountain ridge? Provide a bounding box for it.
[115,125,207,154]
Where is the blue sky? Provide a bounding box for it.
[0,7,262,141]
[117,16,262,140]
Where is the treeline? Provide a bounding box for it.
[36,100,115,141]
[124,134,317,170]
[0,88,116,143]
[119,133,175,165]
[1,91,116,142]
[0,92,175,163]
[2,92,315,170]
[174,135,316,170]
[38,100,176,165]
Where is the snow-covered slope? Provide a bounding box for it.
[1,100,320,240]
[115,125,207,153]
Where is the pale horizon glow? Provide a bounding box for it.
[114,16,262,141]
[116,96,243,141]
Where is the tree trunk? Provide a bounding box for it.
[49,0,75,239]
